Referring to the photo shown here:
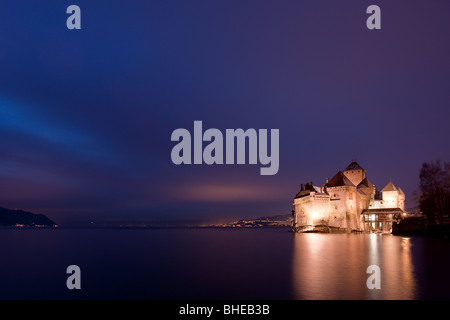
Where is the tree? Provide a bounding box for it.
[419,161,450,220]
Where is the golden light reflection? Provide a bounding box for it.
[170,183,286,202]
[291,234,417,300]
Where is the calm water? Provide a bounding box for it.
[1,227,450,300]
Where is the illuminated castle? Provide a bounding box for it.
[292,161,405,233]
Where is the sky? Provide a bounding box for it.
[0,0,449,225]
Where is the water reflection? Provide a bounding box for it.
[291,234,416,299]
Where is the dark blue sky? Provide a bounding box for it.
[0,1,449,225]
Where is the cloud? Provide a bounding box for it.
[0,97,88,145]
[0,96,128,169]
[170,181,286,203]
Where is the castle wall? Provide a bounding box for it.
[293,192,330,226]
[293,196,313,226]
[398,194,405,211]
[345,186,361,230]
[294,185,364,230]
[326,186,361,229]
[382,190,399,207]
[369,190,403,210]
[356,189,371,212]
[328,199,347,228]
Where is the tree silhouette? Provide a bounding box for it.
[419,161,450,220]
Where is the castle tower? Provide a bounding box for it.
[381,181,401,208]
[325,171,361,230]
[343,161,366,186]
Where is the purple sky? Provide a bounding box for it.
[0,1,449,225]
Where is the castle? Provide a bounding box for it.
[292,161,406,233]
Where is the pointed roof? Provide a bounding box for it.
[294,189,310,198]
[381,181,397,192]
[294,183,316,199]
[357,177,375,189]
[326,171,355,187]
[344,161,364,171]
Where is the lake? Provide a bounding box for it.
[1,227,450,300]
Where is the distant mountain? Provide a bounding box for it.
[0,207,58,227]
[209,213,293,227]
[254,214,293,222]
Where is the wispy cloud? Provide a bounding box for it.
[0,96,126,168]
[0,97,88,145]
[171,182,286,203]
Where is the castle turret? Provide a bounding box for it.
[381,181,402,209]
[343,161,366,186]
